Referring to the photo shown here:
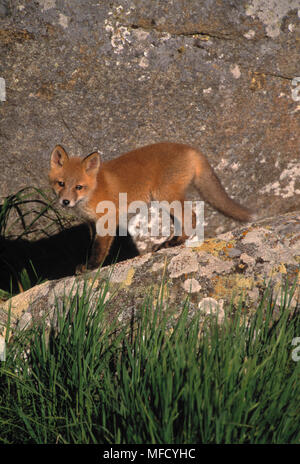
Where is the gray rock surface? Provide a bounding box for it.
[0,0,299,239]
[0,211,299,337]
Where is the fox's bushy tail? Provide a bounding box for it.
[194,153,254,222]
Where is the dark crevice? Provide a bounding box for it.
[125,23,296,81]
[127,23,235,41]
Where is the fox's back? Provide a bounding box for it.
[101,143,197,199]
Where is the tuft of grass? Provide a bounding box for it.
[0,187,73,295]
[0,278,299,444]
[16,261,46,293]
[0,186,69,240]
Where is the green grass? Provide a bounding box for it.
[0,278,299,444]
[1,189,300,443]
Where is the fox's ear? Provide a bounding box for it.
[50,145,69,168]
[82,152,101,175]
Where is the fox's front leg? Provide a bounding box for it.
[76,234,114,274]
[76,207,118,273]
[88,234,114,269]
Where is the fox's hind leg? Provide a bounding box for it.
[152,198,196,251]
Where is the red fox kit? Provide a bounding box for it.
[49,142,253,271]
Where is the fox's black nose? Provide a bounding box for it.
[62,199,70,206]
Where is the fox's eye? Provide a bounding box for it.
[58,181,65,187]
[76,185,83,190]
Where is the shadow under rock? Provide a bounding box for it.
[0,224,139,293]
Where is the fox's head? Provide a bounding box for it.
[49,145,101,208]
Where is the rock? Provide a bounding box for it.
[198,298,225,324]
[0,0,299,242]
[0,211,299,336]
[0,1,9,18]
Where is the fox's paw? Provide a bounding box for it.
[75,264,87,275]
[153,236,185,252]
[76,263,97,275]
[75,261,100,275]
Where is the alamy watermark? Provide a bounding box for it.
[95,194,204,247]
[0,77,6,102]
[0,336,6,362]
[291,77,300,102]
[291,337,300,362]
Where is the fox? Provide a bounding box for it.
[49,142,254,272]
